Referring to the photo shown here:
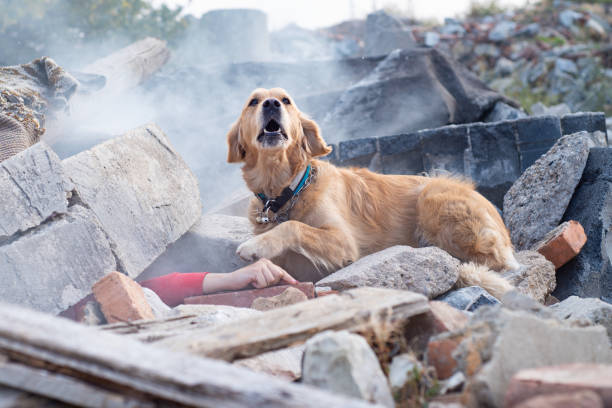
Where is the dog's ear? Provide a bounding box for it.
[226,121,246,163]
[300,114,332,158]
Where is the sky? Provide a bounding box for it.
[155,0,529,30]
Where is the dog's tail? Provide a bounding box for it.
[457,262,514,300]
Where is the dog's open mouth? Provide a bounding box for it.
[257,119,288,147]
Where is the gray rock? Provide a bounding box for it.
[437,287,500,311]
[440,22,466,36]
[514,23,540,37]
[80,300,106,325]
[502,251,556,303]
[316,246,460,299]
[424,32,440,47]
[483,101,526,122]
[0,205,116,315]
[503,132,594,250]
[302,330,394,408]
[466,308,611,407]
[235,345,304,382]
[142,287,172,319]
[170,304,260,323]
[388,353,423,393]
[559,9,583,28]
[554,58,578,76]
[63,124,202,277]
[0,142,73,239]
[488,21,517,42]
[140,214,252,280]
[364,10,416,57]
[493,58,515,77]
[550,296,612,341]
[531,102,572,116]
[474,43,500,58]
[500,290,555,319]
[555,148,612,302]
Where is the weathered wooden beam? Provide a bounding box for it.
[158,287,429,361]
[0,303,379,408]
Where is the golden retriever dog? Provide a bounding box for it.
[227,88,519,298]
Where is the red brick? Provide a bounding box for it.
[427,337,461,380]
[505,364,612,408]
[512,391,603,408]
[184,282,314,308]
[429,301,469,332]
[92,271,155,323]
[316,290,339,297]
[534,221,587,269]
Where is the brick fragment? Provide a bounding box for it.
[427,338,461,380]
[505,363,612,408]
[184,282,314,308]
[533,220,587,269]
[92,271,155,323]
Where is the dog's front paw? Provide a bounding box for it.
[236,235,282,262]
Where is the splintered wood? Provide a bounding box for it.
[0,302,381,408]
[158,287,430,361]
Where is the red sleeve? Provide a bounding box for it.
[139,272,208,307]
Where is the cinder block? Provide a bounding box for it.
[532,221,587,269]
[93,271,155,323]
[561,112,607,140]
[184,282,315,308]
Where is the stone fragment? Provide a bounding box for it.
[503,132,594,250]
[316,246,459,299]
[505,364,612,408]
[171,304,261,322]
[465,308,611,407]
[364,10,416,57]
[555,148,612,302]
[184,282,315,309]
[0,142,73,238]
[141,214,252,279]
[488,21,517,41]
[532,221,587,269]
[142,287,172,319]
[512,391,603,408]
[63,124,201,277]
[549,296,612,341]
[559,9,583,28]
[79,299,106,326]
[437,287,500,312]
[483,101,526,122]
[302,330,394,408]
[501,251,556,303]
[234,345,304,382]
[251,287,308,311]
[93,271,155,323]
[389,353,423,393]
[0,205,116,315]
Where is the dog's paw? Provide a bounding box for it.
[236,236,281,262]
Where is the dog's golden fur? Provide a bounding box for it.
[227,88,518,298]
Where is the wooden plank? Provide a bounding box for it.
[158,287,429,361]
[0,303,379,408]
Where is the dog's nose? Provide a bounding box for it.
[262,98,281,111]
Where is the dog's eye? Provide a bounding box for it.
[282,97,291,105]
[249,98,259,106]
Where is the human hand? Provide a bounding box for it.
[202,258,298,294]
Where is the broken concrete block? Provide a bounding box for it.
[504,132,594,250]
[251,287,308,311]
[0,142,73,238]
[0,205,116,315]
[555,148,612,302]
[93,271,155,323]
[316,246,460,299]
[532,220,587,269]
[141,214,252,279]
[501,251,556,303]
[184,282,315,309]
[512,391,603,408]
[505,364,612,408]
[364,10,416,57]
[437,286,500,312]
[465,308,611,407]
[63,124,201,277]
[234,345,304,382]
[302,330,395,408]
[549,296,612,341]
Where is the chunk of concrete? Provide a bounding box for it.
[316,246,460,299]
[501,251,556,303]
[549,296,612,341]
[555,148,612,302]
[437,287,500,312]
[302,330,394,408]
[63,124,201,277]
[388,353,424,394]
[0,205,116,314]
[140,214,252,280]
[0,142,73,238]
[234,345,304,382]
[504,132,594,250]
[251,287,308,311]
[364,10,416,57]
